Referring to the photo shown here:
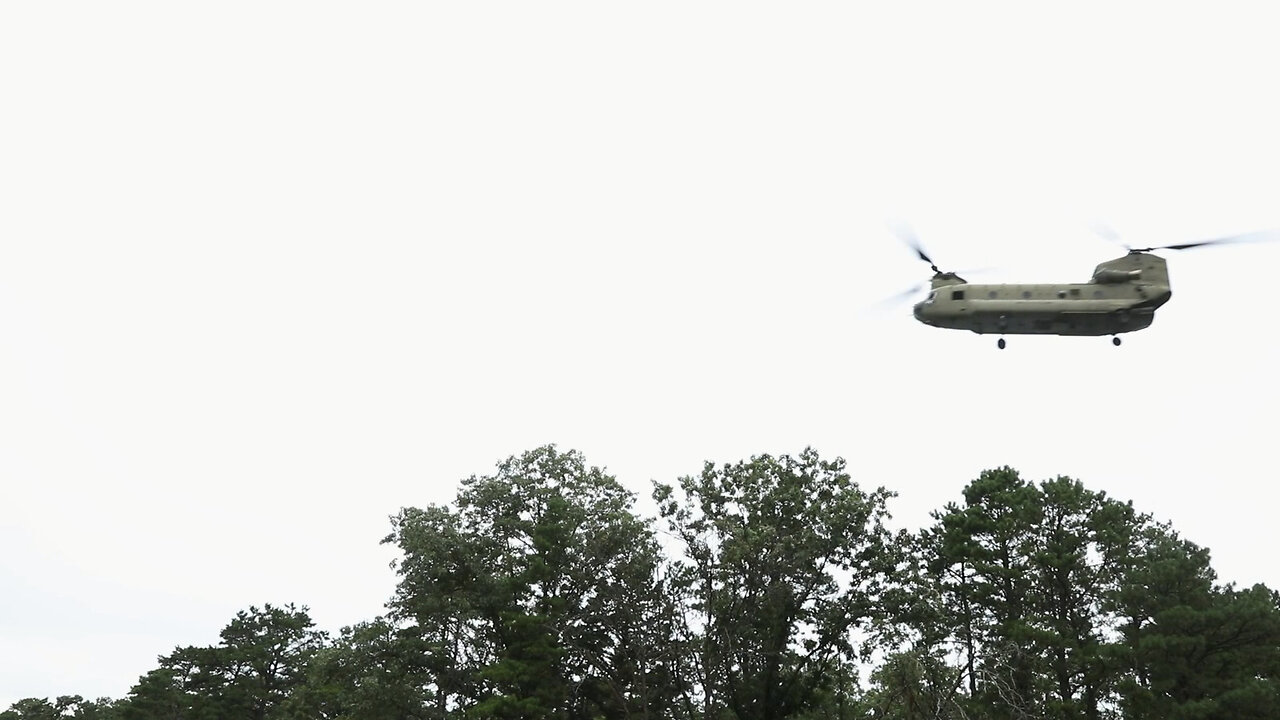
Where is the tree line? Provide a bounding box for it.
[6,446,1278,720]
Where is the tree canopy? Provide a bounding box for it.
[9,446,1279,720]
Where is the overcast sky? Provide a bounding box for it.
[4,1,1279,707]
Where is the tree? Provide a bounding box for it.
[1028,476,1123,719]
[926,467,1044,718]
[1096,516,1225,719]
[385,444,688,719]
[284,618,427,720]
[863,650,967,720]
[923,469,1154,719]
[118,604,327,720]
[655,448,902,720]
[1127,578,1280,719]
[118,669,188,720]
[1,697,120,720]
[919,467,1280,720]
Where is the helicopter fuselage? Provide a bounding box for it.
[911,252,1173,337]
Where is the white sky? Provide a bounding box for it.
[3,1,1279,707]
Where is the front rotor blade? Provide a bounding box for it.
[873,282,928,310]
[888,220,936,267]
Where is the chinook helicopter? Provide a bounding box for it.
[896,224,1278,349]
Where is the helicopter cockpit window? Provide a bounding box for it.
[951,290,965,300]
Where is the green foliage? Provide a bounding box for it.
[117,669,186,720]
[281,617,426,720]
[863,651,965,720]
[1,697,120,720]
[384,444,688,719]
[920,469,1152,718]
[655,448,902,720]
[910,468,1280,720]
[16,452,1280,720]
[1127,582,1280,719]
[117,603,326,720]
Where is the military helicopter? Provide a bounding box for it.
[894,224,1278,349]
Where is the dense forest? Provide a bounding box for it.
[6,446,1279,720]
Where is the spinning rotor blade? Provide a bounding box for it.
[889,220,940,271]
[1135,229,1280,252]
[951,265,997,277]
[874,267,995,309]
[877,282,928,307]
[876,221,1000,312]
[1089,221,1127,248]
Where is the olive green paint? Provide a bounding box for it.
[913,252,1173,345]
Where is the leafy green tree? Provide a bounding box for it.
[24,455,1280,720]
[118,604,326,720]
[385,445,688,719]
[216,603,327,718]
[1,697,120,720]
[1127,579,1280,719]
[655,448,901,720]
[921,467,1280,720]
[75,699,121,720]
[283,618,427,720]
[118,668,188,720]
[923,469,1153,719]
[1,696,120,717]
[862,650,966,720]
[790,660,864,720]
[1028,476,1125,719]
[1,699,58,720]
[926,467,1044,717]
[1106,525,1199,718]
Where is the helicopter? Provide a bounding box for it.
[894,224,1279,349]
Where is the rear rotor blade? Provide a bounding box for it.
[1146,229,1280,251]
[1088,221,1129,249]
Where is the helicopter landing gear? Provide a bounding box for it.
[997,338,1006,350]
[1112,336,1122,347]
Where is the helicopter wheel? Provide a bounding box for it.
[997,338,1006,350]
[1112,336,1122,347]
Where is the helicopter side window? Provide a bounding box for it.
[1069,288,1081,298]
[951,290,965,300]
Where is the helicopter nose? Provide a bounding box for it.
[913,301,934,325]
